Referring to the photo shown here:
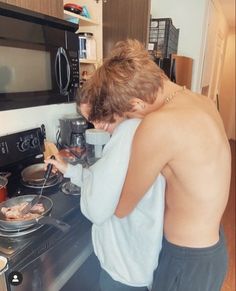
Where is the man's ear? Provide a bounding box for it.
[129,98,145,112]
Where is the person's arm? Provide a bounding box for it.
[45,150,121,225]
[79,150,127,224]
[47,120,141,224]
[80,120,140,224]
[115,113,170,218]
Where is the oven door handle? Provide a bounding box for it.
[55,47,71,96]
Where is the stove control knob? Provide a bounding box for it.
[30,137,39,148]
[18,139,30,152]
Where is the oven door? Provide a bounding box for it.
[4,215,100,291]
[0,13,79,111]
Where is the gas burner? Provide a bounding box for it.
[0,224,44,237]
[61,181,81,195]
[21,174,63,189]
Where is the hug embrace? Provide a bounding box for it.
[46,39,231,291]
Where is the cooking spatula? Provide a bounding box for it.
[20,156,55,215]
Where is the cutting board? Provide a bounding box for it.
[43,141,59,159]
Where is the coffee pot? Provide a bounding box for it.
[59,115,88,148]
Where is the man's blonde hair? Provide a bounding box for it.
[78,39,167,122]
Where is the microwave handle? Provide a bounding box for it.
[55,48,61,91]
[60,47,71,94]
[55,47,71,95]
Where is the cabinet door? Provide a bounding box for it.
[103,0,150,57]
[2,0,40,13]
[0,0,63,19]
[0,0,22,6]
[40,0,63,19]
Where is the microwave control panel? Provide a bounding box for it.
[70,51,80,89]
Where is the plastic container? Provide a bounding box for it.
[79,32,97,60]
[85,129,110,165]
[149,18,179,58]
[64,3,83,15]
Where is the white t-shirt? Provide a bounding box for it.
[65,118,165,287]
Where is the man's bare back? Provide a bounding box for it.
[115,81,231,248]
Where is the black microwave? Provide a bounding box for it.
[0,3,80,111]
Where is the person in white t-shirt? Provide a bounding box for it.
[45,103,165,291]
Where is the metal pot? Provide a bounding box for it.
[0,195,70,232]
[0,176,8,202]
[21,163,57,185]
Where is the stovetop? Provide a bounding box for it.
[6,169,63,198]
[0,185,82,268]
[0,126,88,272]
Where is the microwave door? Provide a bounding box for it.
[55,47,71,97]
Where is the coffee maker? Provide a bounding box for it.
[59,115,89,149]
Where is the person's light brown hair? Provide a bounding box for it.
[77,39,168,122]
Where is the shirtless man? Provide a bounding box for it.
[79,39,231,291]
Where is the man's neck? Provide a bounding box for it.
[157,81,184,107]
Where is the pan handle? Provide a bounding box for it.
[36,216,71,232]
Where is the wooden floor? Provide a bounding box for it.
[222,140,235,291]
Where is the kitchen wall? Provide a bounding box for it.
[0,103,77,142]
[151,0,235,140]
[219,30,235,140]
[151,0,209,92]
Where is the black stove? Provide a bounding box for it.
[0,126,95,291]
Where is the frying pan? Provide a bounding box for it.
[0,195,70,232]
[21,164,58,185]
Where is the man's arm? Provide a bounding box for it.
[115,114,169,217]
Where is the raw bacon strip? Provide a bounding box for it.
[1,202,45,221]
[30,203,45,214]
